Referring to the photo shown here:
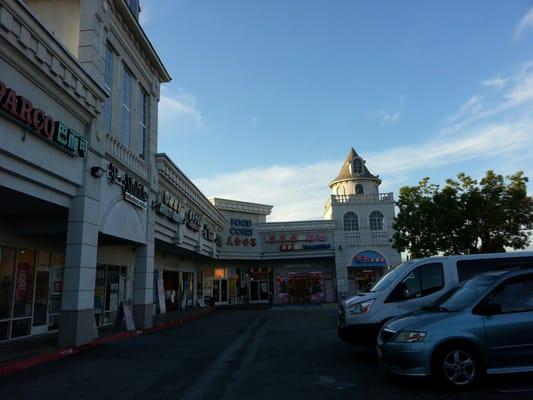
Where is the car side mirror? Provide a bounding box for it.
[481,302,502,315]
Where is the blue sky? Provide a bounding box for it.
[141,0,533,221]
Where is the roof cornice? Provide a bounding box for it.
[156,154,226,228]
[113,0,171,82]
[256,220,336,232]
[4,0,106,117]
[211,198,273,215]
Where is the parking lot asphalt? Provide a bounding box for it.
[0,307,532,399]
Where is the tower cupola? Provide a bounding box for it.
[329,148,381,196]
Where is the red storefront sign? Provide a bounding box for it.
[15,263,30,300]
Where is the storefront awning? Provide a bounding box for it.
[349,250,387,268]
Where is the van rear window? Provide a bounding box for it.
[457,257,533,281]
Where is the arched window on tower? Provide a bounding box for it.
[356,184,364,195]
[369,211,384,231]
[343,212,359,231]
[352,158,363,175]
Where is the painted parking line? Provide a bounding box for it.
[180,316,266,400]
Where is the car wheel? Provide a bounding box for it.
[433,345,483,389]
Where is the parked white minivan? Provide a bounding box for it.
[337,251,533,346]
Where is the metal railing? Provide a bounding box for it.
[332,193,393,204]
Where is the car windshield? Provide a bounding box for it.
[370,261,415,292]
[435,275,499,311]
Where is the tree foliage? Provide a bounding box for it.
[393,171,533,258]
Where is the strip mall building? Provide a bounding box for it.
[0,0,400,346]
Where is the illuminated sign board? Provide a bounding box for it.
[280,243,331,251]
[202,224,215,241]
[227,219,257,247]
[0,80,88,157]
[229,219,253,236]
[351,250,387,267]
[156,191,184,223]
[266,233,327,243]
[186,209,202,232]
[107,162,148,209]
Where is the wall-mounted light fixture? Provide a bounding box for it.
[91,166,106,178]
[338,245,343,251]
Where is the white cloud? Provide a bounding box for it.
[194,161,340,221]
[157,87,203,140]
[505,69,533,104]
[139,0,174,28]
[194,63,533,221]
[481,78,506,90]
[449,95,483,122]
[443,63,533,135]
[368,120,532,179]
[139,2,152,27]
[381,111,401,125]
[370,96,406,126]
[514,7,533,39]
[194,119,533,221]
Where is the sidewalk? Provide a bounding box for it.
[0,307,216,376]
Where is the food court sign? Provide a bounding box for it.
[351,250,387,267]
[226,219,257,247]
[0,80,88,157]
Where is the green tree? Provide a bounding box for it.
[393,170,533,257]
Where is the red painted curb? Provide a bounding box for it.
[0,308,217,377]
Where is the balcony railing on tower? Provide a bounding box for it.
[332,192,393,204]
[343,231,391,246]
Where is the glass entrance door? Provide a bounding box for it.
[219,279,228,304]
[32,269,50,335]
[250,280,269,303]
[213,279,228,304]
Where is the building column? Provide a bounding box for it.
[335,255,349,302]
[59,195,99,347]
[133,242,154,329]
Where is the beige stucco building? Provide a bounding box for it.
[0,0,400,348]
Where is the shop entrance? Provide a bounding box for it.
[213,279,228,304]
[287,272,325,304]
[163,270,180,311]
[31,268,49,335]
[250,280,269,303]
[356,270,376,293]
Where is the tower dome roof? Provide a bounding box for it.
[329,147,381,188]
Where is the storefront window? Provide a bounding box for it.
[287,272,324,304]
[94,265,122,326]
[49,254,64,330]
[11,318,31,338]
[0,247,15,320]
[104,266,120,324]
[163,270,180,311]
[0,248,65,340]
[276,274,288,304]
[0,321,9,341]
[0,247,15,340]
[182,272,194,308]
[13,249,36,319]
[94,265,106,325]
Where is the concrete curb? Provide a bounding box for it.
[0,307,217,377]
